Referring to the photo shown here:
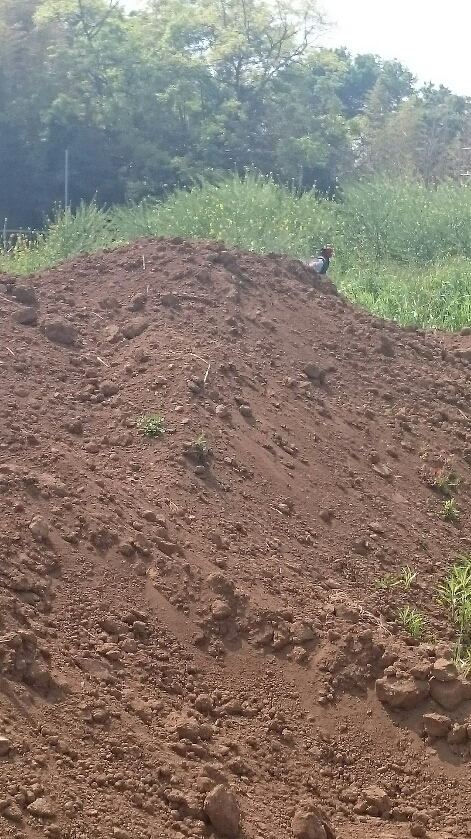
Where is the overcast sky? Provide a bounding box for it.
[122,0,471,97]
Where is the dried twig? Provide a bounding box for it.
[191,351,211,385]
[191,352,208,365]
[96,356,110,367]
[359,606,393,635]
[142,255,146,270]
[5,347,14,356]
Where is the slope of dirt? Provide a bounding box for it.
[1,237,471,839]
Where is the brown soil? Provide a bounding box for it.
[1,237,471,839]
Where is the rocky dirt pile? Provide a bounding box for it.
[1,237,471,839]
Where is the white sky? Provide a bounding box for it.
[322,0,471,96]
[122,0,471,97]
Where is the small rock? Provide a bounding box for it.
[99,296,121,310]
[422,712,452,738]
[142,509,158,522]
[203,784,240,838]
[14,306,38,326]
[216,404,230,418]
[129,293,147,312]
[368,521,385,534]
[195,694,214,714]
[447,723,467,744]
[277,503,292,516]
[238,404,252,418]
[377,336,395,357]
[410,823,427,838]
[64,418,83,435]
[175,717,205,743]
[121,318,149,339]
[372,463,393,480]
[3,803,23,822]
[42,319,77,346]
[29,516,50,541]
[432,658,458,682]
[12,284,38,307]
[0,737,11,756]
[303,363,326,385]
[211,599,232,620]
[375,677,429,710]
[112,829,131,839]
[289,645,309,663]
[290,622,315,643]
[363,785,390,814]
[27,797,56,818]
[105,325,123,343]
[99,381,119,398]
[291,798,335,838]
[429,676,471,710]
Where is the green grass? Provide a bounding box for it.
[397,605,425,639]
[438,556,471,669]
[443,498,459,523]
[136,413,166,438]
[3,174,471,331]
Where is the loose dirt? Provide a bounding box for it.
[1,237,471,839]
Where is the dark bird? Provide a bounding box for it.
[307,245,334,275]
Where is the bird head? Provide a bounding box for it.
[322,245,334,258]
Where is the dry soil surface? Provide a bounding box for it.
[1,237,471,839]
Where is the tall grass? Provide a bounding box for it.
[2,174,471,331]
[113,176,337,256]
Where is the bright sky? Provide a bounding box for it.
[321,0,471,96]
[122,0,471,97]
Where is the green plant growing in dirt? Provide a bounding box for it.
[443,498,459,522]
[184,432,211,464]
[400,566,417,588]
[397,605,425,639]
[136,413,166,438]
[459,646,471,677]
[376,573,400,591]
[432,466,461,497]
[375,566,417,591]
[191,433,209,460]
[437,556,471,664]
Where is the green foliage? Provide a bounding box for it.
[189,433,210,463]
[136,413,166,438]
[4,173,471,335]
[400,566,417,589]
[375,573,399,591]
[438,556,471,665]
[432,467,461,498]
[443,498,459,523]
[375,566,417,591]
[1,0,470,227]
[397,605,425,639]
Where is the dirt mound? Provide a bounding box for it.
[1,237,471,839]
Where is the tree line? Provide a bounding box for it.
[1,0,470,228]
